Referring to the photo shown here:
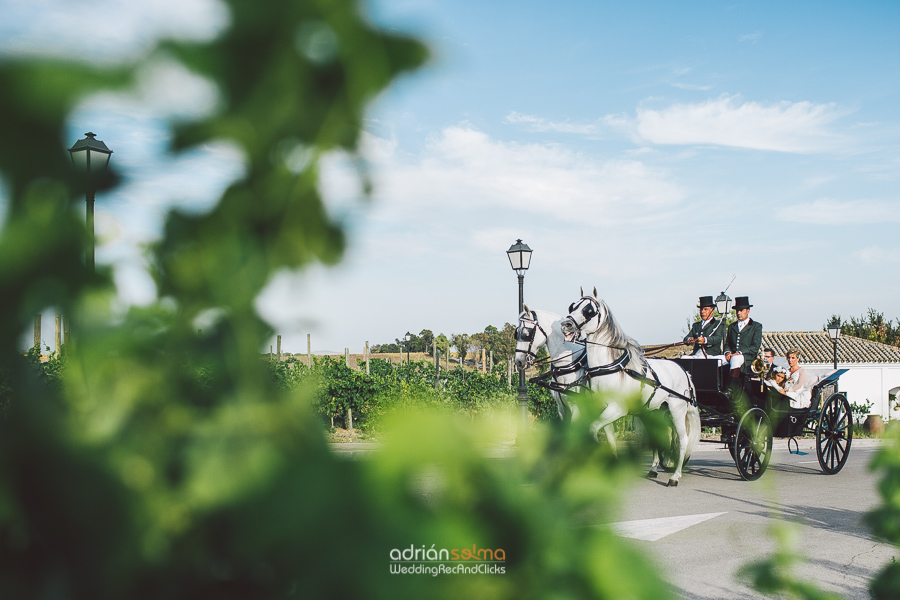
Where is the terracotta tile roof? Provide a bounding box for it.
[641,332,900,364]
[762,331,900,364]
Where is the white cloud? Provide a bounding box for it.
[777,198,900,225]
[80,57,220,122]
[852,246,900,264]
[671,82,713,91]
[0,0,229,63]
[504,111,602,135]
[635,94,845,153]
[346,124,688,225]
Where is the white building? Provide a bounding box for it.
[763,331,900,420]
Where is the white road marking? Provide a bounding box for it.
[608,512,727,542]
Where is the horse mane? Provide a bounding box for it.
[596,298,646,369]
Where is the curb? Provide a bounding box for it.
[329,438,883,458]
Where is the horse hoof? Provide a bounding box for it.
[647,471,658,479]
[667,479,678,487]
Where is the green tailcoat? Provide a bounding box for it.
[683,318,725,355]
[724,319,763,371]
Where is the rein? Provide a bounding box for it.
[528,347,589,393]
[642,341,692,357]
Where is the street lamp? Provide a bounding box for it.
[507,239,532,426]
[827,324,841,370]
[714,291,732,318]
[68,132,113,272]
[405,331,411,364]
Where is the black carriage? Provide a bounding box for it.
[672,358,853,481]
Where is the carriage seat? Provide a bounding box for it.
[771,369,845,437]
[671,358,721,392]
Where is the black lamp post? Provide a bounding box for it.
[827,324,841,369]
[507,239,533,426]
[68,132,113,272]
[405,331,411,364]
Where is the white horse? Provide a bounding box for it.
[560,288,701,486]
[513,306,588,423]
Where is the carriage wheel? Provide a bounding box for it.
[816,393,853,475]
[734,408,773,481]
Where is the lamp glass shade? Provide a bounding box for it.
[405,332,411,341]
[68,133,113,175]
[827,324,841,340]
[715,292,731,316]
[506,239,533,271]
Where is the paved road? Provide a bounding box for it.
[331,437,893,598]
[612,438,893,599]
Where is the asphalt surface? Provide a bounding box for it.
[614,438,892,599]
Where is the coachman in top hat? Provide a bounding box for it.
[683,295,725,356]
[723,296,763,380]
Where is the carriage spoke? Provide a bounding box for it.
[831,439,840,469]
[834,437,847,459]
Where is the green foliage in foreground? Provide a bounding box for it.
[2,356,677,599]
[3,0,900,597]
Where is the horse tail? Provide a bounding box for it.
[686,369,697,406]
[684,403,701,458]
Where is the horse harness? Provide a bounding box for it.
[585,344,697,407]
[528,349,589,394]
[564,296,696,406]
[517,311,590,394]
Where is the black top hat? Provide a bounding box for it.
[733,296,753,310]
[697,295,715,308]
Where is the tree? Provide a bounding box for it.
[434,333,450,356]
[826,309,900,347]
[371,342,400,353]
[450,333,470,364]
[418,329,434,354]
[496,322,517,361]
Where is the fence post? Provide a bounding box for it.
[345,348,350,368]
[490,350,493,372]
[508,358,512,386]
[365,341,370,375]
[481,349,486,374]
[33,315,41,350]
[55,314,62,354]
[347,408,353,431]
[277,334,282,362]
[446,347,450,371]
[307,333,311,367]
[433,339,439,388]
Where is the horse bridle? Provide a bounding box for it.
[515,312,588,371]
[515,311,548,365]
[564,296,636,380]
[564,296,601,334]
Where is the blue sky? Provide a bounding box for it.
[4,1,900,354]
